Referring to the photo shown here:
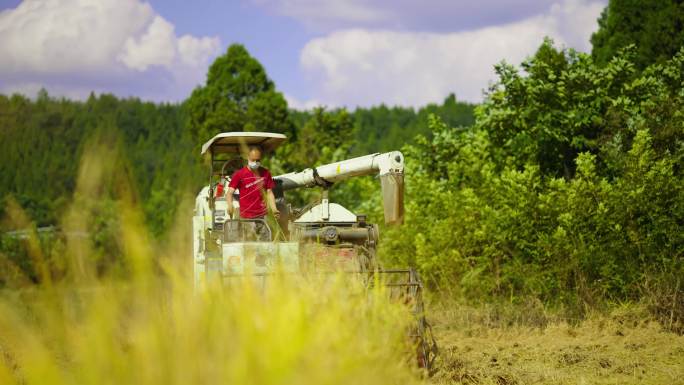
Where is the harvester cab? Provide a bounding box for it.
[193,132,437,369]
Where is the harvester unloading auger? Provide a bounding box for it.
[193,132,437,369]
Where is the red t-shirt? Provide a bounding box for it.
[228,166,275,218]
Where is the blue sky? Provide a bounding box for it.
[0,0,607,108]
[147,0,314,100]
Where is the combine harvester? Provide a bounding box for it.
[193,132,437,369]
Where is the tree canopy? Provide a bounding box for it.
[382,42,683,309]
[591,0,684,69]
[185,44,292,143]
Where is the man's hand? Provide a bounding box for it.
[266,190,280,219]
[226,187,236,218]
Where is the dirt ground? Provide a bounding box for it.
[428,303,684,385]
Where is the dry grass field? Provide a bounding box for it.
[428,302,684,385]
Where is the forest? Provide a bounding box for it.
[1,0,682,330]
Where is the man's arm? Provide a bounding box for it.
[226,171,241,218]
[226,187,236,217]
[266,190,280,219]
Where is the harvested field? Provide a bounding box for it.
[428,303,684,385]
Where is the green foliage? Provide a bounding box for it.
[185,44,292,143]
[274,96,475,219]
[277,107,355,169]
[382,43,683,308]
[351,93,475,156]
[591,0,684,69]
[0,91,200,238]
[270,107,361,209]
[479,39,682,178]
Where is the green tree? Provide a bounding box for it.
[591,0,684,69]
[349,94,475,156]
[477,38,683,179]
[283,107,355,168]
[271,108,356,208]
[381,42,683,310]
[185,44,291,143]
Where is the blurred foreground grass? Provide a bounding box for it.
[0,272,421,385]
[0,142,422,385]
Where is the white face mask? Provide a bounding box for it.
[248,160,260,169]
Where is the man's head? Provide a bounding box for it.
[247,146,262,170]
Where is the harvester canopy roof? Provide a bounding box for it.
[201,132,287,156]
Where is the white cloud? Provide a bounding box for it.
[254,0,389,29]
[284,93,325,110]
[178,35,222,68]
[118,16,177,71]
[254,0,591,33]
[0,0,221,101]
[299,0,605,107]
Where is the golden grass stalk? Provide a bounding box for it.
[0,138,422,385]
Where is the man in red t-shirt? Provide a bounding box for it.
[226,146,279,221]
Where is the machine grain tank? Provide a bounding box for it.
[193,132,437,369]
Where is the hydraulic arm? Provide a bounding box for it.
[274,151,405,224]
[274,151,404,190]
